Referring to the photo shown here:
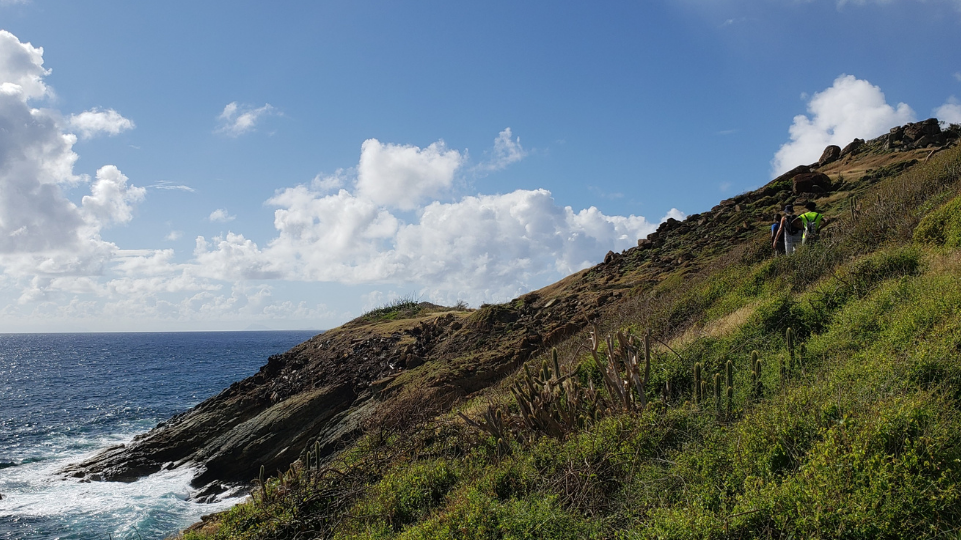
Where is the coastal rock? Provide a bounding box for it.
[62,296,617,496]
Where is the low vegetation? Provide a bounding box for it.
[181,144,961,539]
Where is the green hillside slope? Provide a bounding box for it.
[181,130,961,540]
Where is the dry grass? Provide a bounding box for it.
[673,303,758,348]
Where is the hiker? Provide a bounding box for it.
[773,204,803,254]
[799,201,824,245]
[771,212,785,255]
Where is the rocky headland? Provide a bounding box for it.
[61,119,960,504]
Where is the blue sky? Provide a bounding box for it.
[0,0,959,332]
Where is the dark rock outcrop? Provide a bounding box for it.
[771,164,811,187]
[818,145,841,167]
[875,119,948,151]
[793,172,832,194]
[840,138,864,158]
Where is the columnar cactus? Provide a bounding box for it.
[750,350,762,398]
[694,362,702,404]
[589,325,652,413]
[786,327,795,373]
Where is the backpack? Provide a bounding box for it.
[784,214,802,235]
[801,212,821,244]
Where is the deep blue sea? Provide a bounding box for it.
[0,331,318,540]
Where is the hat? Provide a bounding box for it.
[784,204,794,213]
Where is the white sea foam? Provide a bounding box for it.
[0,436,246,540]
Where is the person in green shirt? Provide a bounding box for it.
[799,201,824,245]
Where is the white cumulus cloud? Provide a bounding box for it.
[935,97,961,125]
[772,74,915,176]
[68,108,135,139]
[193,135,681,306]
[216,101,275,137]
[0,32,146,284]
[81,165,146,227]
[355,139,464,210]
[0,30,48,100]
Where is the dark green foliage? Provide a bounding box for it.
[914,192,961,247]
[360,294,423,322]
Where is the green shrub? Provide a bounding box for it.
[914,193,961,247]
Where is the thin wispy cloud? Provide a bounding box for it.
[477,127,527,172]
[955,72,961,82]
[837,0,961,8]
[216,102,276,137]
[148,181,195,192]
[588,186,625,200]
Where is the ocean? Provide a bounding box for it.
[0,330,319,540]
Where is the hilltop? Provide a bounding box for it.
[66,119,961,538]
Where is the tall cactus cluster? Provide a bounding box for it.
[303,440,324,472]
[508,348,601,438]
[457,401,512,455]
[462,324,803,442]
[588,325,652,413]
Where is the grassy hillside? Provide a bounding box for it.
[180,140,961,539]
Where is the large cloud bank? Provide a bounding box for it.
[0,31,141,269]
[0,30,673,327]
[194,135,674,303]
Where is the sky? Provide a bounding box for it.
[0,0,959,332]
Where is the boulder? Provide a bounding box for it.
[792,172,832,194]
[903,123,925,142]
[770,165,811,187]
[818,145,841,167]
[840,138,864,158]
[923,118,942,134]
